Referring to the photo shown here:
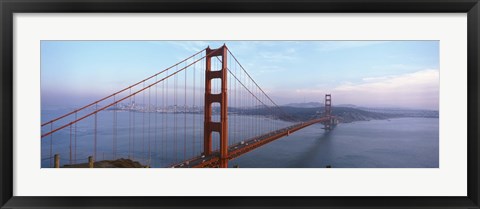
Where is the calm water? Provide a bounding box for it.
[41,109,438,168]
[230,118,439,168]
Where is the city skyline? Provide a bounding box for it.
[41,41,439,110]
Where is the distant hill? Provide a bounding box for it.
[356,107,439,118]
[281,106,395,123]
[284,102,323,108]
[335,104,358,108]
[230,106,438,123]
[285,102,362,108]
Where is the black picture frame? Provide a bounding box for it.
[1,0,479,208]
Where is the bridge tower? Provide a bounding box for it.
[324,94,333,130]
[204,45,229,168]
[325,94,331,117]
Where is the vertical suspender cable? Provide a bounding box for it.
[74,111,77,163]
[165,69,169,163]
[142,82,146,164]
[129,88,132,159]
[155,75,158,167]
[148,87,152,166]
[184,62,187,160]
[113,95,116,159]
[133,94,136,160]
[193,56,196,156]
[174,65,178,162]
[69,125,72,164]
[94,102,97,160]
[50,124,53,167]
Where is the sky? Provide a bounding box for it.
[41,41,439,110]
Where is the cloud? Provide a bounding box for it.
[259,48,297,62]
[370,63,422,71]
[332,69,439,110]
[275,69,439,110]
[317,41,389,52]
[334,69,438,92]
[257,65,286,74]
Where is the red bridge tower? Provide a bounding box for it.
[324,94,333,130]
[204,45,229,168]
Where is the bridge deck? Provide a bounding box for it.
[171,116,334,168]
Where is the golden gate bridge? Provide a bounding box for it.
[41,45,336,168]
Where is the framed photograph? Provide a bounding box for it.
[1,0,479,208]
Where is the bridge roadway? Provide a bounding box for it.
[171,116,334,168]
